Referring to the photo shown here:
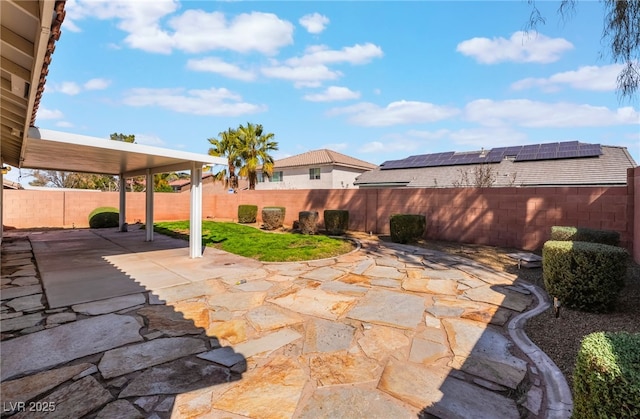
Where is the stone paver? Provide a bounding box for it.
[119,358,232,398]
[298,387,414,419]
[212,356,307,418]
[347,289,425,329]
[268,288,356,320]
[303,318,355,353]
[99,337,207,379]
[1,314,142,380]
[12,375,113,419]
[71,293,146,315]
[0,230,568,419]
[0,363,93,405]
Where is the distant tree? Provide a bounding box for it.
[28,171,118,190]
[208,128,242,190]
[452,164,497,188]
[236,122,278,190]
[527,0,639,100]
[110,133,136,143]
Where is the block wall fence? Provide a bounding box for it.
[3,167,639,263]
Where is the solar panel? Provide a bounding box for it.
[379,141,602,170]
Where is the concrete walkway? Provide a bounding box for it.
[0,226,572,418]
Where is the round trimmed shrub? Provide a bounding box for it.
[238,205,258,223]
[324,210,349,235]
[262,207,285,230]
[573,332,640,418]
[550,226,620,247]
[89,207,119,229]
[542,240,628,312]
[298,211,318,235]
[390,214,426,244]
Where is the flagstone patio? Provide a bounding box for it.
[0,226,572,418]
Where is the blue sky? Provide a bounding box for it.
[8,1,639,183]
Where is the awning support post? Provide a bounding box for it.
[145,169,154,241]
[190,162,203,258]
[119,174,126,232]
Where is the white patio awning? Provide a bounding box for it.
[23,127,226,177]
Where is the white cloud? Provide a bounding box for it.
[84,78,111,90]
[261,64,341,88]
[49,79,110,95]
[405,129,451,140]
[187,57,256,81]
[456,31,573,64]
[37,108,64,119]
[261,42,382,87]
[169,11,294,55]
[288,43,383,66]
[511,64,623,92]
[55,82,82,95]
[329,100,460,127]
[65,2,293,55]
[123,87,267,116]
[299,13,330,34]
[134,134,165,146]
[448,127,528,148]
[359,138,423,153]
[465,99,640,128]
[321,142,348,151]
[303,86,360,102]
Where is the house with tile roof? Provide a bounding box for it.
[255,149,377,190]
[354,141,636,188]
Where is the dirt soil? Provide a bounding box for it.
[373,235,640,387]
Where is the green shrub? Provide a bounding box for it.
[238,205,258,223]
[88,207,119,229]
[573,332,640,418]
[542,240,628,312]
[262,207,285,230]
[324,210,349,235]
[550,226,620,246]
[298,211,318,235]
[390,214,426,244]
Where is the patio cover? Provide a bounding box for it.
[6,127,226,258]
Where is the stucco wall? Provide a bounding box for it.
[255,166,365,190]
[3,183,636,256]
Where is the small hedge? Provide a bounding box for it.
[324,210,349,235]
[262,207,285,230]
[298,211,318,235]
[238,205,258,223]
[88,207,119,229]
[390,214,426,244]
[573,332,640,418]
[551,226,620,247]
[542,240,628,312]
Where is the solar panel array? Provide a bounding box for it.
[380,141,602,170]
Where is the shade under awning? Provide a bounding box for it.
[22,127,225,177]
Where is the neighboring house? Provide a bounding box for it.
[354,141,637,188]
[3,179,23,190]
[255,149,377,190]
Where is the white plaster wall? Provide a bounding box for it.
[331,167,368,189]
[255,165,370,190]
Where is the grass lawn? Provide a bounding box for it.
[153,220,355,262]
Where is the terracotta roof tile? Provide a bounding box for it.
[273,149,377,170]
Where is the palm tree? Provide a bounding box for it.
[236,122,278,190]
[208,128,241,190]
